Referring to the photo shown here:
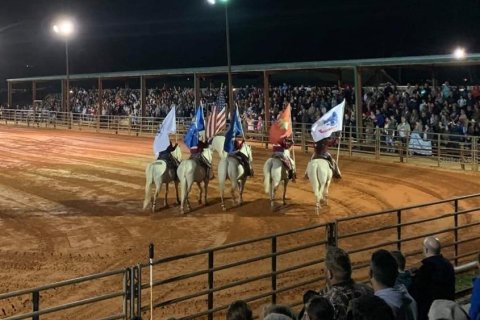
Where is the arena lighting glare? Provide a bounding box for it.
[52,19,74,37]
[207,0,228,5]
[453,47,466,60]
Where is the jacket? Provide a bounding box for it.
[375,285,417,320]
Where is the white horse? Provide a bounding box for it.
[306,158,333,215]
[217,143,253,210]
[263,150,293,210]
[143,147,183,212]
[176,148,213,214]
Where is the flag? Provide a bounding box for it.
[311,99,345,142]
[223,106,244,153]
[184,106,205,149]
[206,87,227,139]
[269,104,292,144]
[153,107,176,156]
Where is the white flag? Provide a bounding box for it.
[311,99,345,142]
[153,107,176,156]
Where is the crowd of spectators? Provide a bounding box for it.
[3,81,480,141]
[215,239,479,320]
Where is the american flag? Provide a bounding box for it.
[206,87,227,139]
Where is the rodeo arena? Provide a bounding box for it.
[2,21,480,320]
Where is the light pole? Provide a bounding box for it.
[207,0,234,118]
[52,19,74,115]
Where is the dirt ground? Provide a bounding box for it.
[0,126,479,319]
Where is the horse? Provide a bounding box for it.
[306,158,333,215]
[176,147,213,214]
[263,150,293,210]
[217,142,253,210]
[143,146,183,212]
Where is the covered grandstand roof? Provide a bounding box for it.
[7,53,480,83]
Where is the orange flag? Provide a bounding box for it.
[269,104,292,144]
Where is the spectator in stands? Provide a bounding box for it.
[370,249,417,320]
[469,253,480,320]
[410,237,455,320]
[226,300,253,320]
[263,304,296,320]
[321,246,373,320]
[299,290,321,320]
[346,294,395,320]
[390,251,413,290]
[303,296,335,320]
[427,300,469,320]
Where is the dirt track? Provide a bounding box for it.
[0,126,479,319]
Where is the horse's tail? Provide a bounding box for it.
[143,163,154,209]
[178,162,188,206]
[309,160,327,203]
[218,158,228,193]
[263,159,272,194]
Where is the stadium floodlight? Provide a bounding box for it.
[52,17,75,120]
[52,19,74,37]
[453,47,466,60]
[207,0,233,117]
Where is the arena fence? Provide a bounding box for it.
[1,194,479,319]
[0,108,478,172]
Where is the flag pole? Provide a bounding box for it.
[336,134,342,164]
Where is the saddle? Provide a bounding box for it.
[190,154,211,170]
[229,153,252,177]
[272,154,292,171]
[312,153,335,171]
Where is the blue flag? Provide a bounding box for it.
[184,106,205,149]
[224,107,244,153]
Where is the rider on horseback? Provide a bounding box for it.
[272,136,296,182]
[189,139,213,179]
[312,136,342,179]
[157,141,180,177]
[229,135,252,177]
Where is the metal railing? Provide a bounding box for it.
[132,194,480,319]
[0,267,134,320]
[1,108,478,171]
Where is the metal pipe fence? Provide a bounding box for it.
[1,109,478,171]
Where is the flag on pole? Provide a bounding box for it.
[223,106,244,153]
[206,87,227,139]
[269,104,293,144]
[184,106,206,149]
[153,107,176,156]
[311,99,345,142]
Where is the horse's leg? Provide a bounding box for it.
[153,181,161,213]
[282,179,288,205]
[175,180,180,205]
[204,179,209,206]
[197,181,203,205]
[163,182,169,208]
[238,178,245,205]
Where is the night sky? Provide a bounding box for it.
[1,0,479,85]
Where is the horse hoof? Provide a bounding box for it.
[222,206,226,211]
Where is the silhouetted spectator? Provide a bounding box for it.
[346,294,395,320]
[263,304,296,320]
[304,296,335,320]
[410,237,455,320]
[227,300,253,320]
[321,246,373,320]
[370,249,417,320]
[390,251,413,290]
